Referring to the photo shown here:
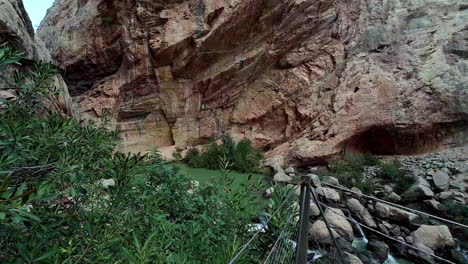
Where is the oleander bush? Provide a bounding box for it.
[184,134,264,173]
[0,43,266,263]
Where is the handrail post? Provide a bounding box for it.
[295,177,310,264]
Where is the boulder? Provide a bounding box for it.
[344,252,363,264]
[265,155,285,174]
[263,187,274,198]
[411,225,456,250]
[424,199,441,210]
[346,198,377,228]
[387,192,401,202]
[310,200,321,216]
[432,171,450,191]
[366,240,389,262]
[316,187,341,203]
[309,220,339,244]
[273,171,292,183]
[351,187,362,194]
[323,176,339,186]
[324,208,354,241]
[402,178,434,201]
[99,178,116,188]
[284,167,295,174]
[374,202,419,224]
[413,243,435,264]
[436,191,453,200]
[308,174,321,187]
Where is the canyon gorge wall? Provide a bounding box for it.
[37,0,468,166]
[0,0,74,116]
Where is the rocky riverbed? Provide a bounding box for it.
[266,146,468,264]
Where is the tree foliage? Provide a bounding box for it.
[0,43,263,263]
[184,134,264,173]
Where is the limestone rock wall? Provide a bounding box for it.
[0,0,75,116]
[38,0,468,165]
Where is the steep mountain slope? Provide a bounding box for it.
[38,0,468,165]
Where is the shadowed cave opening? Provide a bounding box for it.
[342,122,468,155]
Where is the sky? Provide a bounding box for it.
[23,0,55,30]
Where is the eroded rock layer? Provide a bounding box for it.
[0,0,74,116]
[38,0,468,164]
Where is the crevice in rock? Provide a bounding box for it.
[341,121,468,155]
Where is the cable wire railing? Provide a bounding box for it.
[228,175,468,264]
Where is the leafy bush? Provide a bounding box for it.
[184,134,264,173]
[377,159,415,193]
[328,154,378,193]
[0,43,260,263]
[442,200,468,225]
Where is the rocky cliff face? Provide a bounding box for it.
[0,0,74,116]
[38,0,468,165]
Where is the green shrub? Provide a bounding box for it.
[184,134,264,173]
[0,43,260,263]
[377,159,414,193]
[442,200,468,225]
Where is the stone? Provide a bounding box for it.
[324,208,354,241]
[323,176,339,186]
[383,185,393,193]
[100,178,116,188]
[387,192,401,202]
[346,198,377,228]
[308,174,321,187]
[284,167,295,174]
[450,177,467,192]
[432,171,450,191]
[273,172,292,183]
[378,224,390,236]
[293,185,301,198]
[406,236,413,244]
[310,200,321,216]
[375,202,419,224]
[436,191,453,200]
[264,156,285,174]
[390,226,401,236]
[351,187,362,194]
[411,225,456,250]
[264,187,274,198]
[309,220,339,245]
[366,240,389,262]
[424,199,441,210]
[413,243,435,264]
[402,178,434,201]
[344,252,363,264]
[316,187,341,203]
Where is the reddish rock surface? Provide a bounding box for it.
[0,0,74,116]
[37,0,468,165]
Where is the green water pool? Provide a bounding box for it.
[171,163,266,188]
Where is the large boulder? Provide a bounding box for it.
[346,198,377,228]
[273,171,292,183]
[309,220,339,245]
[316,187,341,203]
[366,240,389,263]
[432,171,450,191]
[411,225,456,250]
[374,202,419,224]
[402,178,434,201]
[324,208,354,241]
